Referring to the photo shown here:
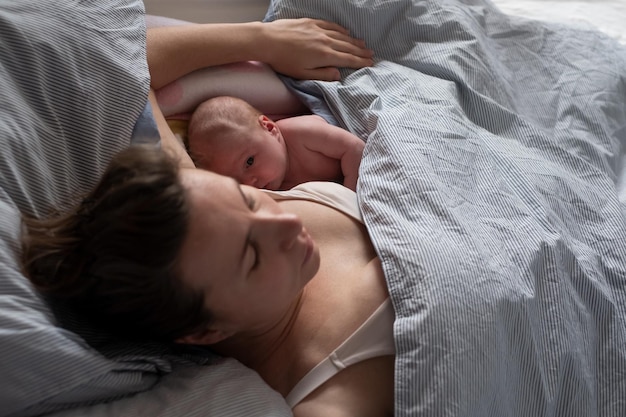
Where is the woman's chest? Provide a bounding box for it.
[281,198,376,262]
[263,254,389,401]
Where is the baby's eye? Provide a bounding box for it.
[246,156,254,167]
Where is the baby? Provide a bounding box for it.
[187,96,365,191]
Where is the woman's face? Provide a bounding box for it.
[177,168,320,342]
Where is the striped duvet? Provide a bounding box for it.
[266,0,626,415]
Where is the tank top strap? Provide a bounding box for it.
[285,298,395,407]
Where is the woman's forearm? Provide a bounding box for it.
[147,22,264,90]
[148,90,195,168]
[147,19,374,90]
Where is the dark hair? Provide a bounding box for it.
[21,145,212,341]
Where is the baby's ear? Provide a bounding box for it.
[258,115,278,134]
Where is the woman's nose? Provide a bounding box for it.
[259,213,302,251]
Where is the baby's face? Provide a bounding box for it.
[207,127,289,190]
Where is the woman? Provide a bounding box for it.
[21,12,391,416]
[22,145,395,417]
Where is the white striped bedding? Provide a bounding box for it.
[0,1,155,415]
[265,0,626,415]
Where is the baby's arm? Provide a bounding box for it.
[278,115,364,190]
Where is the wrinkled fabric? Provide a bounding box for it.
[0,1,185,415]
[266,0,626,416]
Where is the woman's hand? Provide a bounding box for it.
[147,18,374,89]
[260,18,374,81]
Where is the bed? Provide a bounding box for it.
[1,0,625,416]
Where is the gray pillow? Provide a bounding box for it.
[0,1,198,415]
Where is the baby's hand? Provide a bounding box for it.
[341,140,365,191]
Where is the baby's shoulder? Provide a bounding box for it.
[278,114,328,132]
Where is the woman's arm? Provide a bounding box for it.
[147,19,374,89]
[148,90,195,168]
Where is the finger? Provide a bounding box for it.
[325,33,374,58]
[301,67,341,82]
[336,53,374,70]
[309,19,350,36]
[317,47,374,70]
[325,29,366,46]
[334,41,375,60]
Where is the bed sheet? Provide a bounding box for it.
[47,358,290,417]
[494,0,626,44]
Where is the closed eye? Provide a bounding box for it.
[238,183,259,271]
[249,240,259,270]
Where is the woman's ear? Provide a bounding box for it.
[176,327,232,346]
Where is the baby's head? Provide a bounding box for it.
[188,96,288,190]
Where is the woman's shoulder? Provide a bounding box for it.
[263,182,362,223]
